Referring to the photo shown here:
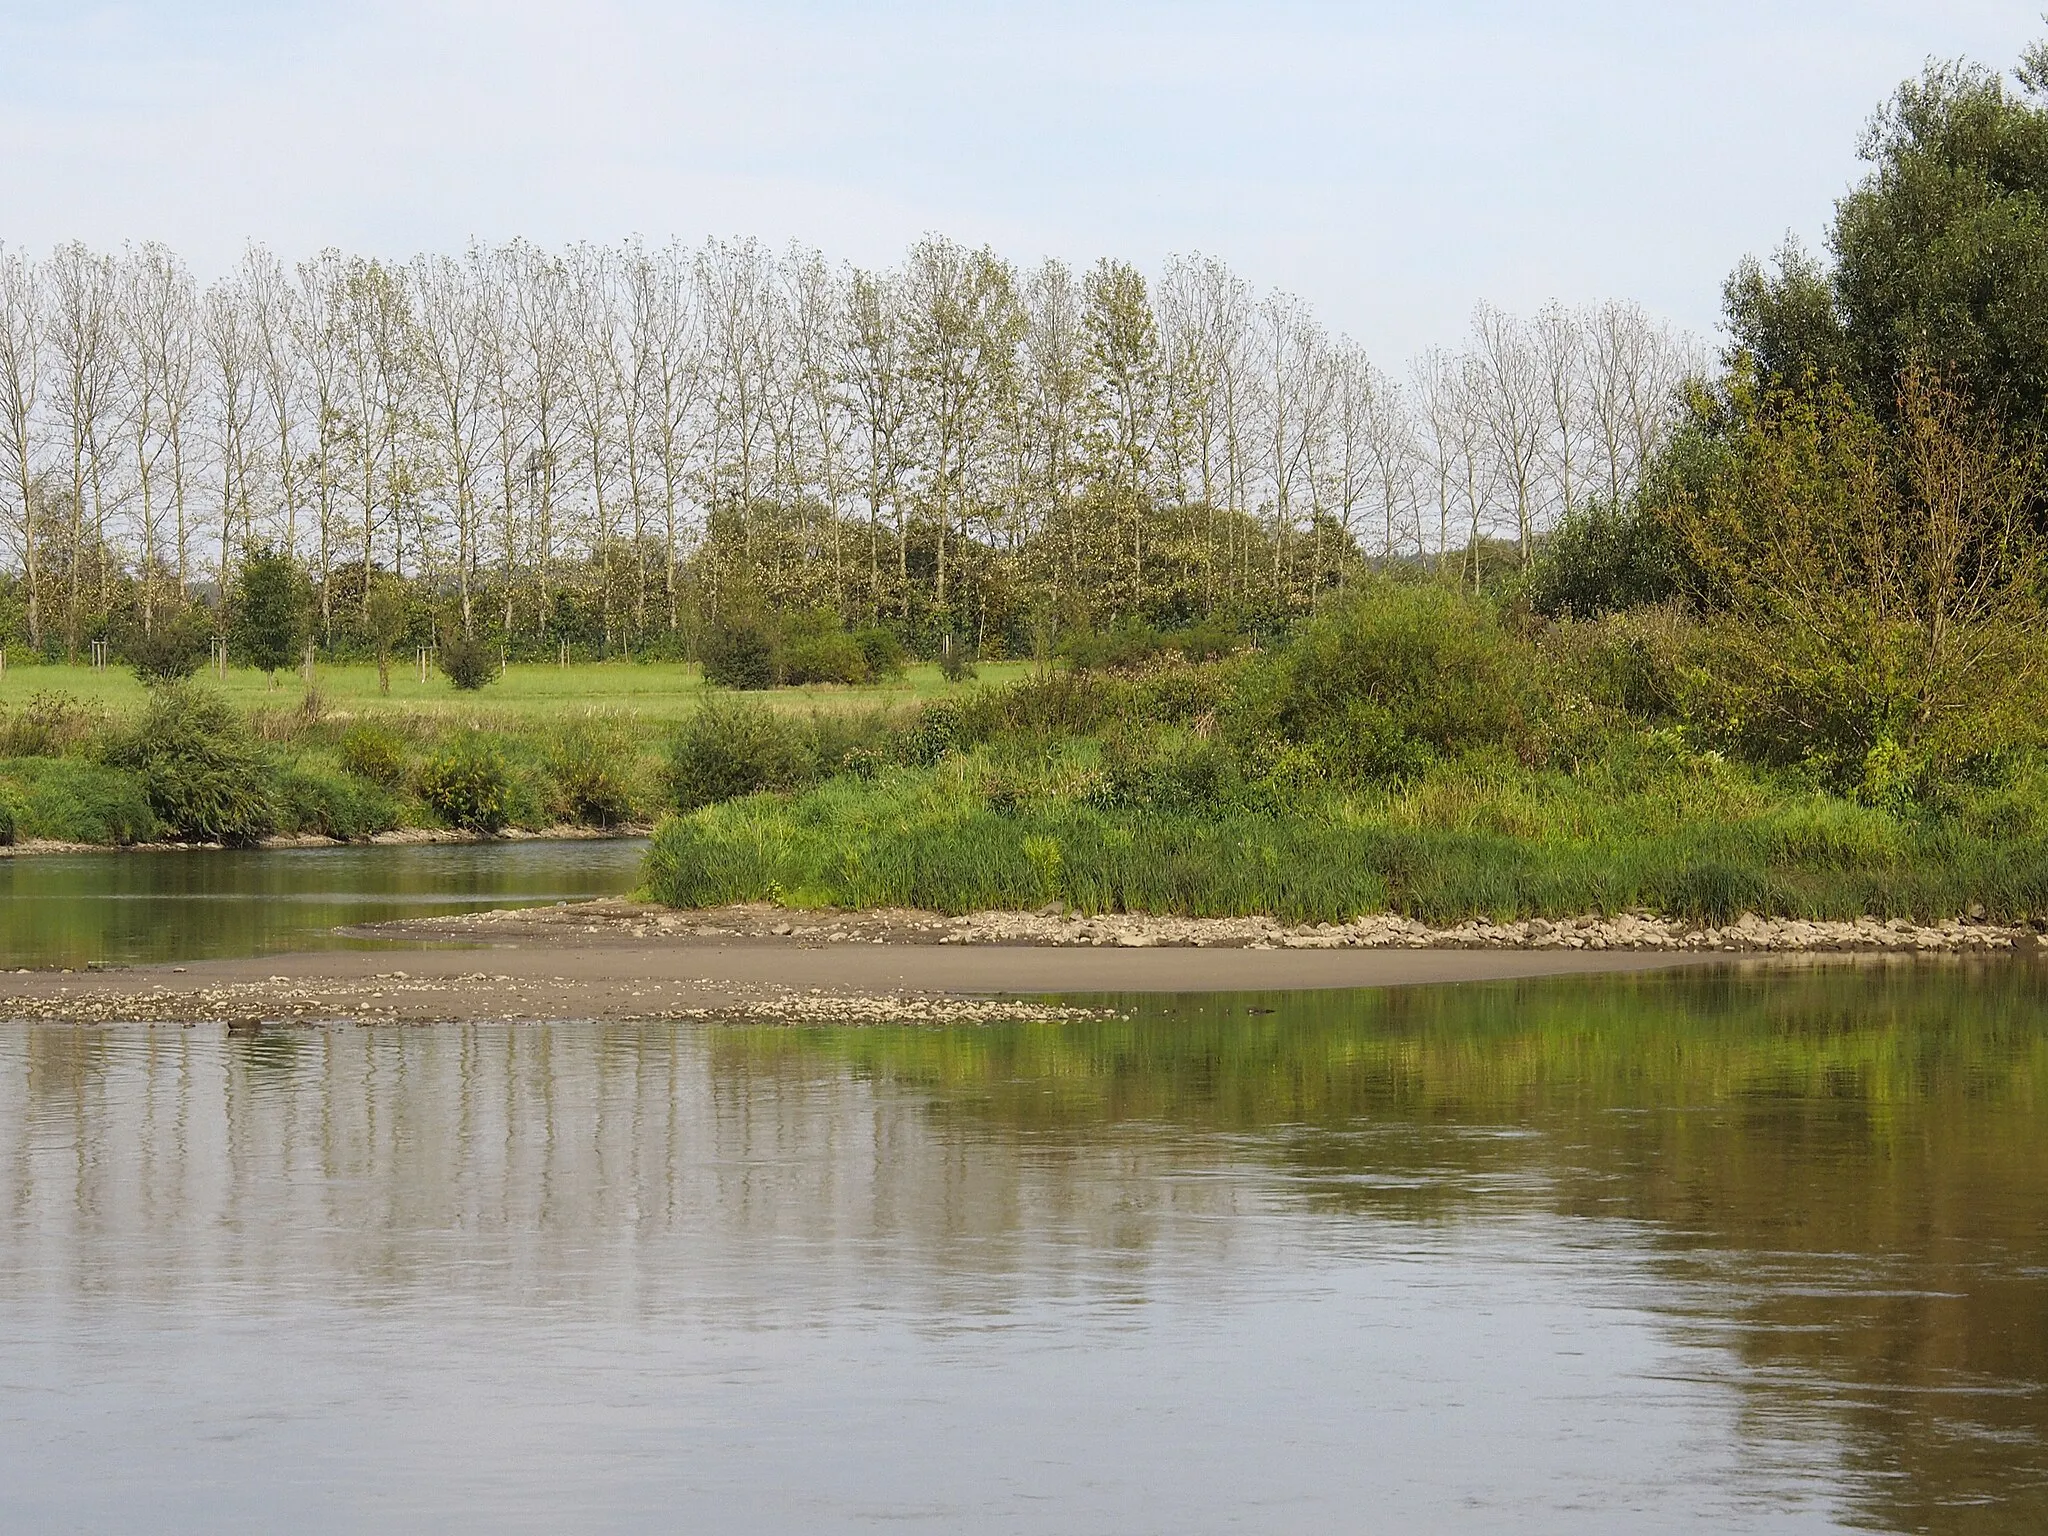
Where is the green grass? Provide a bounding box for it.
[641,747,2048,924]
[0,659,1027,724]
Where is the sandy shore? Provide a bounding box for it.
[4,897,2027,1026]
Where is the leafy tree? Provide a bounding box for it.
[231,544,309,677]
[364,578,408,695]
[1729,38,2048,429]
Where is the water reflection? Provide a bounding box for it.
[3,964,2045,1531]
[0,838,647,966]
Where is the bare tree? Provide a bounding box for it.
[49,243,122,653]
[0,248,45,646]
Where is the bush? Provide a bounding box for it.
[937,633,977,684]
[275,765,398,840]
[438,633,498,691]
[548,720,638,827]
[102,685,278,843]
[666,697,805,810]
[338,724,408,786]
[853,627,906,679]
[415,740,511,832]
[699,613,778,689]
[0,789,14,845]
[0,758,157,844]
[124,612,211,686]
[1228,583,1535,782]
[1524,499,1678,619]
[782,611,871,686]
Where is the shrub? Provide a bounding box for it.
[102,685,278,844]
[1228,583,1535,782]
[937,633,977,683]
[548,720,638,827]
[1524,499,1678,619]
[438,633,498,691]
[338,724,408,786]
[124,611,211,686]
[0,758,157,844]
[275,765,399,840]
[666,696,805,810]
[699,613,779,689]
[782,611,871,686]
[0,789,14,845]
[415,740,511,832]
[901,699,965,766]
[853,627,906,679]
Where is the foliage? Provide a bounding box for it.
[1225,582,1536,783]
[0,757,156,844]
[414,740,511,832]
[699,613,779,689]
[1664,365,2047,793]
[365,579,410,694]
[1726,40,2048,433]
[231,545,310,674]
[936,633,976,684]
[0,691,106,757]
[274,765,399,840]
[0,787,13,845]
[337,723,408,786]
[547,718,638,827]
[123,610,211,687]
[438,632,498,691]
[1523,498,1678,619]
[100,685,277,843]
[781,610,870,686]
[853,626,907,679]
[665,696,807,810]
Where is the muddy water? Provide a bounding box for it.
[3,963,2045,1532]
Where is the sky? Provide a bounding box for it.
[0,1,2042,361]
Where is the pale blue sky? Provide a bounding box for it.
[1,2,2041,358]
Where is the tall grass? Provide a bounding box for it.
[642,751,2048,923]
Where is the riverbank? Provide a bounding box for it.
[1,898,2033,1027]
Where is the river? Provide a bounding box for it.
[0,838,650,967]
[4,960,2044,1532]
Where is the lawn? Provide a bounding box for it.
[0,658,1029,724]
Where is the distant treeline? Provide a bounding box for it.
[0,232,1693,661]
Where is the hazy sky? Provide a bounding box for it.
[1,1,2041,359]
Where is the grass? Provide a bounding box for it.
[641,746,2048,925]
[0,659,1028,724]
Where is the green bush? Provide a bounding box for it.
[1229,583,1536,782]
[853,627,906,679]
[415,741,511,832]
[275,765,399,840]
[1524,499,1678,619]
[101,686,277,844]
[666,696,805,810]
[0,789,14,845]
[548,720,638,827]
[699,613,779,689]
[0,758,157,844]
[438,633,498,691]
[338,724,408,786]
[937,633,977,683]
[124,611,212,686]
[780,610,871,685]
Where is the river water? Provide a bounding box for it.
[0,838,649,967]
[4,963,2044,1532]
